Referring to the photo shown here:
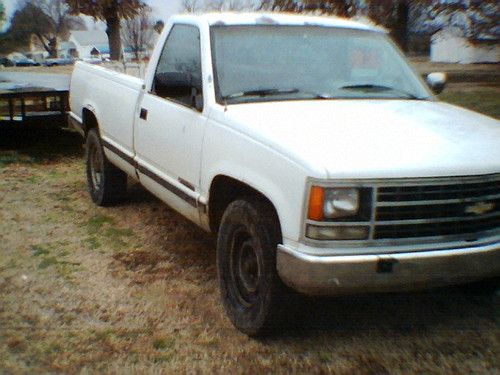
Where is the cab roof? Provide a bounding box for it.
[171,12,382,33]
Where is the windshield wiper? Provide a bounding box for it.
[223,88,300,101]
[223,88,334,102]
[339,84,428,100]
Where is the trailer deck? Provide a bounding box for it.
[0,72,70,127]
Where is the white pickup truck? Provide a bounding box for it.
[69,13,500,335]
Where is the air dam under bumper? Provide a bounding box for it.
[276,242,500,295]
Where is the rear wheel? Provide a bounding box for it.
[85,128,127,206]
[217,197,289,336]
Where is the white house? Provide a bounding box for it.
[66,30,153,61]
[68,30,111,60]
[431,27,499,64]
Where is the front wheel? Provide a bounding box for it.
[85,129,127,206]
[217,197,289,336]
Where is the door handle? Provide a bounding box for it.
[140,108,148,120]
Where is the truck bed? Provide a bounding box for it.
[69,62,144,156]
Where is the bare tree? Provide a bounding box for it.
[300,0,357,16]
[225,0,247,11]
[207,0,224,11]
[122,5,154,60]
[259,0,357,13]
[181,0,200,13]
[422,0,499,43]
[66,0,143,61]
[17,0,85,57]
[258,0,297,11]
[184,0,250,12]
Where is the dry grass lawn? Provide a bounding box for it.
[0,126,499,374]
[0,65,75,75]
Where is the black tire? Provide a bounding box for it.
[217,197,289,336]
[85,128,127,206]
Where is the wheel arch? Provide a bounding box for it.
[81,106,99,136]
[208,175,282,240]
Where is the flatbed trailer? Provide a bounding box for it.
[0,72,70,127]
[0,89,69,127]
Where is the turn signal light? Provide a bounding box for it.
[308,186,324,221]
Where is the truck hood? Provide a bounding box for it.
[221,99,500,179]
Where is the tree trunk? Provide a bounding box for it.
[105,8,122,61]
[48,36,58,58]
[394,0,410,52]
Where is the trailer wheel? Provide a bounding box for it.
[85,129,127,206]
[217,197,289,336]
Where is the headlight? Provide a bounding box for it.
[308,186,360,221]
[323,188,359,219]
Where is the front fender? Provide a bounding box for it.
[201,118,310,242]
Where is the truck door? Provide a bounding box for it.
[134,24,206,215]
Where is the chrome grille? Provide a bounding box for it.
[373,175,500,240]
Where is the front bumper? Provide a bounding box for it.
[276,242,500,295]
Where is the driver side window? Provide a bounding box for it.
[153,24,202,109]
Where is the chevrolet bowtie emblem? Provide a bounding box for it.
[465,202,495,216]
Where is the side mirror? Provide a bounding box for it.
[154,72,192,98]
[426,72,447,95]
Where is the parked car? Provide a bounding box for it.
[11,56,40,67]
[0,57,15,67]
[69,13,500,336]
[81,57,106,64]
[43,57,75,67]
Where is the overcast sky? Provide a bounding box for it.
[2,0,184,31]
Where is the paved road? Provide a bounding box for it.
[0,72,70,92]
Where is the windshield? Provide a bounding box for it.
[210,25,431,104]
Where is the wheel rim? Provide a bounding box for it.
[89,143,103,191]
[229,227,260,307]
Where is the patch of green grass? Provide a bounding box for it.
[26,175,40,184]
[440,88,500,119]
[32,242,80,279]
[31,245,50,257]
[152,338,175,351]
[85,214,115,235]
[38,256,59,269]
[50,191,71,202]
[42,341,63,355]
[38,257,80,280]
[85,236,101,251]
[48,170,64,179]
[153,354,174,364]
[55,261,80,281]
[317,350,332,364]
[0,151,34,167]
[104,227,134,249]
[83,214,134,251]
[105,227,133,238]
